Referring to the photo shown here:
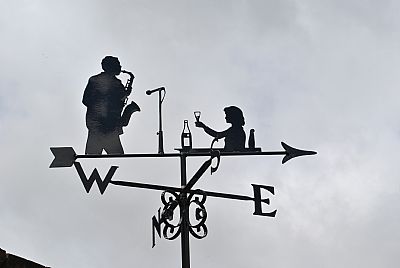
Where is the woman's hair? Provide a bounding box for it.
[101,56,120,73]
[224,106,245,126]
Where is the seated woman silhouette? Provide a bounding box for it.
[195,106,246,151]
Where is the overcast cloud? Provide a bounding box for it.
[1,0,400,267]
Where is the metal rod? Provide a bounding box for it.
[76,153,181,159]
[110,180,257,202]
[157,89,164,154]
[110,180,181,192]
[180,153,190,268]
[75,150,287,159]
[184,158,212,192]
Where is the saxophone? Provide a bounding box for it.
[121,70,140,127]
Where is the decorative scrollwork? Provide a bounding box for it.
[187,190,208,239]
[160,190,181,240]
[159,189,208,241]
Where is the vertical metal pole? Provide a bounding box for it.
[157,90,164,154]
[180,153,190,268]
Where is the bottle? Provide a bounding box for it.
[248,129,255,149]
[181,120,192,150]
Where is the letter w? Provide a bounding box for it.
[73,162,118,194]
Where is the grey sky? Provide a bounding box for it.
[1,0,400,267]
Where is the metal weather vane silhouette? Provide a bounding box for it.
[49,56,317,268]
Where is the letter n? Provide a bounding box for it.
[252,184,277,217]
[152,208,162,248]
[73,162,118,194]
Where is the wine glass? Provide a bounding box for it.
[194,111,201,122]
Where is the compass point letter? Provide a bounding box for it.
[152,208,162,248]
[252,184,277,217]
[73,162,118,194]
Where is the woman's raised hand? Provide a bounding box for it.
[195,121,205,128]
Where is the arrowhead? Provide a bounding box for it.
[281,142,317,164]
[49,147,76,168]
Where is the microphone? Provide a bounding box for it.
[146,87,165,95]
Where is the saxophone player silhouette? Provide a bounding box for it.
[83,56,140,154]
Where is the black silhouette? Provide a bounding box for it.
[146,87,166,154]
[51,55,319,268]
[50,144,317,268]
[248,128,255,149]
[195,106,246,151]
[181,120,193,150]
[83,56,140,154]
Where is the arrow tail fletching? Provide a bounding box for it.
[49,147,76,168]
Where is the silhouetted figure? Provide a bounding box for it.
[83,56,140,154]
[195,106,246,151]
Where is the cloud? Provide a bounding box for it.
[1,0,399,267]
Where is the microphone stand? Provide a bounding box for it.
[157,89,166,154]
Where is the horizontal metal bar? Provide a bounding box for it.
[203,190,254,202]
[110,180,256,202]
[76,153,181,159]
[76,150,286,159]
[111,180,182,192]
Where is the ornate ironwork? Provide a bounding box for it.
[187,190,208,239]
[159,190,209,241]
[160,190,181,240]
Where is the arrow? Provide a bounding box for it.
[49,142,317,168]
[280,142,317,164]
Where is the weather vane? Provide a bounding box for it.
[50,56,317,268]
